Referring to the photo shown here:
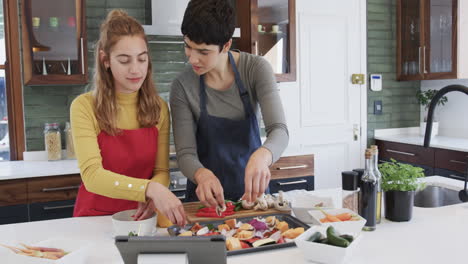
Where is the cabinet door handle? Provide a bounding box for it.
[386,149,416,156]
[277,179,307,186]
[418,46,422,74]
[276,165,307,170]
[449,174,463,179]
[423,46,428,74]
[449,160,466,165]
[43,204,75,211]
[176,195,186,200]
[80,37,85,74]
[42,185,80,192]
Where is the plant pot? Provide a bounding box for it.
[419,122,439,138]
[384,190,414,222]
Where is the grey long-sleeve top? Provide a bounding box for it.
[169,51,289,184]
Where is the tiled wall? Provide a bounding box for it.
[23,0,186,150]
[366,0,421,145]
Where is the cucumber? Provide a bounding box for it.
[307,231,323,242]
[340,234,354,243]
[326,226,350,248]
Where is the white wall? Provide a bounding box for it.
[421,79,468,138]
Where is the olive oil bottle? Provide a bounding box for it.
[359,149,377,231]
[371,145,382,224]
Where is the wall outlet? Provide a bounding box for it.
[374,100,383,115]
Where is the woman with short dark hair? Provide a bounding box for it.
[170,0,289,208]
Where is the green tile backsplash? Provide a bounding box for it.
[23,0,421,151]
[367,0,420,145]
[23,0,185,150]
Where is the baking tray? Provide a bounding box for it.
[169,213,310,256]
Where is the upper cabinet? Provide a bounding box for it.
[397,0,468,81]
[21,0,88,85]
[235,0,296,82]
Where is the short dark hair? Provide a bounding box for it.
[181,0,235,51]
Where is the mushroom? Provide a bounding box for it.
[241,199,255,210]
[254,195,268,211]
[273,191,290,211]
[265,194,275,208]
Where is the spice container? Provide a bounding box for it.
[341,171,359,212]
[44,123,62,161]
[64,122,75,159]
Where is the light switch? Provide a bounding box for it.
[374,100,383,115]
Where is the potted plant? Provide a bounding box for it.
[416,89,448,137]
[378,159,426,222]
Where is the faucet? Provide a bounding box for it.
[422,84,468,202]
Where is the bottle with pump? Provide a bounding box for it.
[359,149,377,231]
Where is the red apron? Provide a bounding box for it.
[73,127,158,216]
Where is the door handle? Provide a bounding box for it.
[275,165,307,170]
[353,124,359,141]
[42,185,80,192]
[43,204,75,211]
[449,160,466,165]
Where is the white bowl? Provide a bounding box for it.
[290,194,334,224]
[295,225,361,264]
[307,208,366,236]
[112,209,157,237]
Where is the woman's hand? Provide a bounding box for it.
[242,147,273,203]
[146,181,187,226]
[194,168,225,208]
[133,200,156,221]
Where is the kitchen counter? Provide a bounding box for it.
[0,159,79,180]
[374,127,468,152]
[0,176,466,264]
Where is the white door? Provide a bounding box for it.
[280,0,367,189]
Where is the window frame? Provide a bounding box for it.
[3,0,25,160]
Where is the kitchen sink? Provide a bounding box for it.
[414,185,462,208]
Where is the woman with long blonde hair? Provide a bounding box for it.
[71,10,186,226]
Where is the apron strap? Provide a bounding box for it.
[198,52,256,119]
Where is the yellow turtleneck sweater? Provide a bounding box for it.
[70,91,170,203]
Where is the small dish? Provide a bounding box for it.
[308,208,365,236]
[112,209,157,237]
[290,194,334,224]
[295,225,361,264]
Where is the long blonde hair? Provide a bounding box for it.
[92,9,161,135]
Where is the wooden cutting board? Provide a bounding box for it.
[183,202,291,224]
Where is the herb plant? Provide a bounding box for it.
[378,159,426,192]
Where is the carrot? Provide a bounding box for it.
[316,207,341,222]
[335,213,352,221]
[320,218,330,223]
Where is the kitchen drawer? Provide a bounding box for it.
[434,168,466,181]
[0,204,29,224]
[29,199,75,222]
[28,175,81,203]
[269,176,314,194]
[0,179,28,206]
[434,148,468,173]
[376,140,434,167]
[270,155,314,180]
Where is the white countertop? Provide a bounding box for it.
[0,159,79,180]
[374,127,468,152]
[0,176,466,264]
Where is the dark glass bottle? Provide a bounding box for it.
[359,149,377,231]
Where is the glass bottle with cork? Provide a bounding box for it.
[359,148,377,231]
[370,145,382,224]
[44,123,62,161]
[342,171,359,212]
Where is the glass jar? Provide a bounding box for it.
[341,171,359,212]
[64,122,75,159]
[44,123,62,161]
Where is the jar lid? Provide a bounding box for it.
[45,123,60,129]
[342,171,359,191]
[352,168,365,187]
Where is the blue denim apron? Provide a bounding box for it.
[185,52,262,202]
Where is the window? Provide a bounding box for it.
[0,0,9,161]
